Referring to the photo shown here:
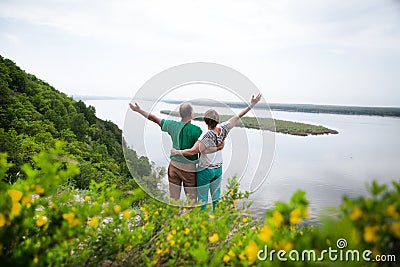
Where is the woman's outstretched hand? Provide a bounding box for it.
[250,93,262,108]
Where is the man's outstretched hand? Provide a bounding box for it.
[129,102,142,113]
[129,102,162,126]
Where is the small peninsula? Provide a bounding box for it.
[160,110,338,136]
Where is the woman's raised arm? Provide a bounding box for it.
[228,93,261,129]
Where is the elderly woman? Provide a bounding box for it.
[171,94,261,210]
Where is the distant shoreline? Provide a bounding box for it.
[75,96,400,117]
[160,110,338,137]
[161,99,400,118]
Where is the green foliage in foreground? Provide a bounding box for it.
[1,147,399,266]
[160,110,338,136]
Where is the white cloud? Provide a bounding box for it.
[1,0,398,52]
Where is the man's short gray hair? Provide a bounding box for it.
[179,103,193,119]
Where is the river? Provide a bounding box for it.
[85,99,400,222]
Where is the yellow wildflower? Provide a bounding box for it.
[0,214,6,227]
[10,202,22,219]
[390,222,400,238]
[151,260,157,265]
[364,226,379,243]
[88,216,99,228]
[7,189,22,202]
[239,252,246,261]
[280,241,293,251]
[184,241,190,247]
[228,250,236,258]
[259,225,273,242]
[170,240,175,246]
[245,240,259,265]
[167,233,173,241]
[109,196,115,202]
[70,219,81,227]
[63,212,75,221]
[113,205,121,213]
[36,216,47,227]
[183,228,190,235]
[35,185,44,195]
[349,207,363,220]
[156,248,163,255]
[386,204,398,219]
[125,245,133,251]
[140,206,148,215]
[116,252,121,260]
[33,256,39,264]
[63,212,80,227]
[223,254,230,263]
[242,217,249,223]
[209,214,215,219]
[123,210,131,219]
[269,211,284,227]
[290,209,302,225]
[138,234,142,239]
[84,196,91,202]
[209,233,219,243]
[22,196,33,208]
[303,207,311,219]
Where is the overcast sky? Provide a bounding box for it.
[1,0,399,106]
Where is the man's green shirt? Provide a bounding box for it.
[160,119,202,163]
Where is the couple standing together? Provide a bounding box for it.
[129,94,261,210]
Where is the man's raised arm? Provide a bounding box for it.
[129,102,161,126]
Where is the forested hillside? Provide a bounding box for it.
[0,55,150,189]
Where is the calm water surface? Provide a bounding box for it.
[85,99,400,221]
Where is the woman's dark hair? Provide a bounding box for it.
[204,109,219,128]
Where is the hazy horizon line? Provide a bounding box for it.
[72,94,400,109]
